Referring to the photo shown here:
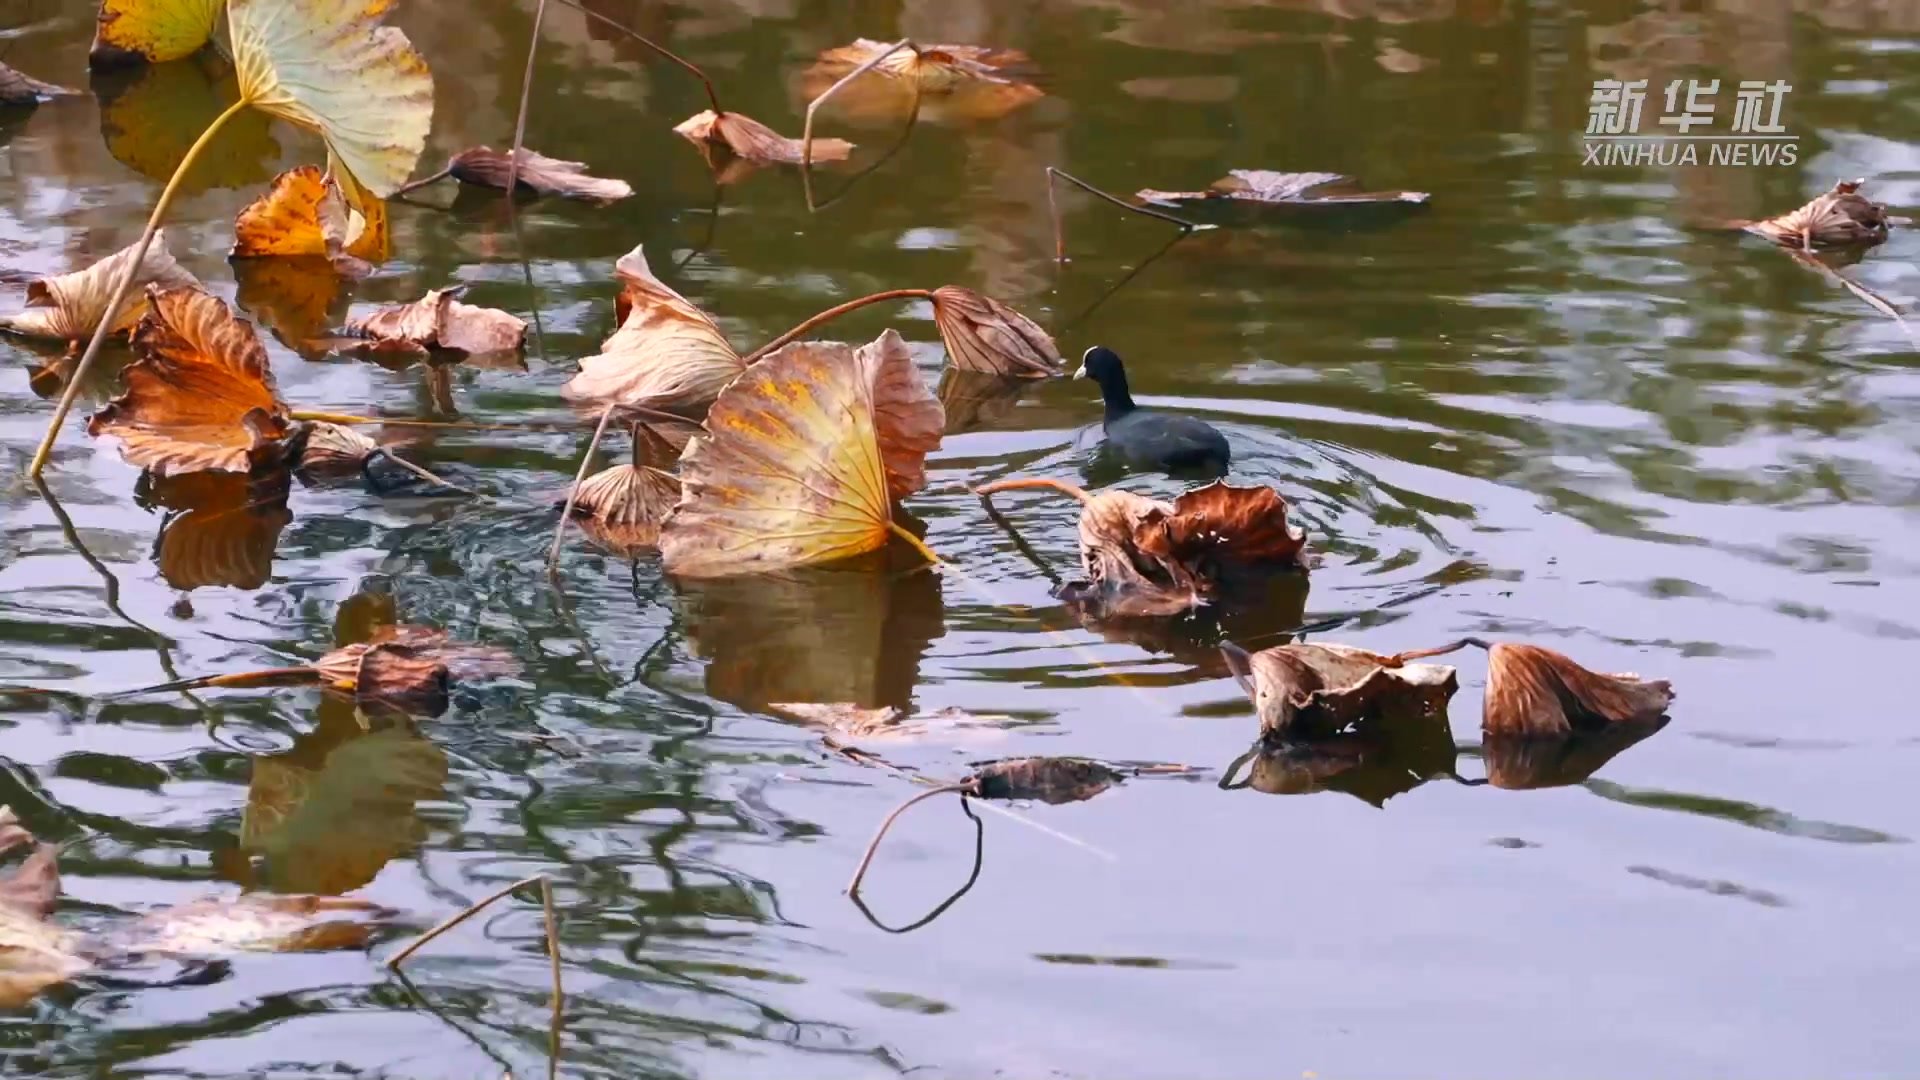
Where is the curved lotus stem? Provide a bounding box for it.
[1045,167,1205,264]
[847,783,974,896]
[505,0,548,198]
[547,404,620,569]
[29,100,252,478]
[971,476,1093,505]
[848,796,984,933]
[387,873,550,970]
[742,288,935,362]
[803,39,923,213]
[549,0,722,115]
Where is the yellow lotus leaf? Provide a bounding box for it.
[99,56,282,195]
[90,0,224,67]
[0,231,199,343]
[659,329,944,577]
[231,166,350,259]
[674,109,852,165]
[87,286,306,475]
[563,245,746,413]
[328,153,391,262]
[229,0,435,198]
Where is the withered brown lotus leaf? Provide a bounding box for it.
[1482,643,1673,738]
[1137,170,1429,208]
[1076,489,1204,616]
[87,286,307,475]
[445,145,633,202]
[1744,178,1889,249]
[968,757,1126,804]
[0,839,59,919]
[343,287,528,361]
[660,329,944,577]
[311,641,451,717]
[564,245,747,414]
[0,810,87,1007]
[930,286,1061,378]
[673,109,853,165]
[570,465,681,555]
[146,469,294,591]
[365,625,522,683]
[1138,480,1308,581]
[296,421,382,477]
[812,39,1033,90]
[770,702,1008,743]
[1223,641,1458,738]
[0,808,32,858]
[112,893,388,955]
[0,232,199,343]
[230,166,350,259]
[0,63,73,105]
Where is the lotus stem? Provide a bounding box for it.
[885,520,944,567]
[506,0,548,198]
[548,405,619,569]
[743,288,935,362]
[803,39,920,212]
[1044,167,1202,264]
[387,873,549,970]
[1389,638,1492,665]
[548,0,721,115]
[369,449,483,498]
[971,476,1092,505]
[847,783,972,896]
[107,666,319,698]
[291,410,574,433]
[29,98,253,478]
[539,876,563,1030]
[391,165,454,198]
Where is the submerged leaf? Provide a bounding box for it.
[90,0,223,67]
[930,286,1061,378]
[1743,178,1890,249]
[444,145,633,202]
[1482,643,1673,737]
[0,63,74,104]
[659,330,944,577]
[228,0,435,198]
[1222,641,1458,738]
[968,757,1126,804]
[770,702,1007,743]
[295,420,382,478]
[0,232,199,343]
[0,811,85,1007]
[564,245,746,414]
[674,109,853,165]
[801,40,1043,125]
[1138,170,1429,209]
[343,287,528,362]
[143,469,294,591]
[88,286,307,476]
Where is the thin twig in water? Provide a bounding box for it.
[548,405,619,569]
[1044,167,1205,264]
[848,795,984,933]
[539,876,563,1060]
[387,873,548,970]
[973,476,1093,505]
[847,783,973,895]
[802,39,922,213]
[548,0,721,113]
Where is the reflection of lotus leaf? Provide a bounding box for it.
[232,255,351,358]
[242,717,448,895]
[141,469,294,591]
[96,58,282,195]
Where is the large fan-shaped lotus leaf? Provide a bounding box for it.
[87,286,305,475]
[563,245,746,413]
[228,0,434,198]
[659,329,944,577]
[0,232,199,343]
[91,0,224,67]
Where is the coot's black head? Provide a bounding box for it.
[1074,345,1134,411]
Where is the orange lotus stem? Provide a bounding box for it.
[971,476,1092,505]
[112,666,320,697]
[744,289,935,362]
[886,520,944,567]
[1389,638,1491,665]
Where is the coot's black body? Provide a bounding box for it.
[1076,346,1231,476]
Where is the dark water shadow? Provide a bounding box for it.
[1218,705,1457,807]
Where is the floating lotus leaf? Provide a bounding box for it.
[968,757,1127,804]
[659,329,944,577]
[229,0,435,198]
[674,109,852,165]
[90,0,224,67]
[800,40,1043,126]
[930,286,1060,378]
[97,56,282,194]
[1222,640,1458,739]
[441,145,633,202]
[812,39,1033,90]
[343,287,528,362]
[0,63,73,104]
[311,641,451,717]
[563,245,746,413]
[1742,178,1890,249]
[87,286,307,476]
[295,421,382,478]
[568,424,685,556]
[1482,643,1673,738]
[112,893,388,955]
[1137,170,1430,209]
[0,232,199,343]
[769,702,1008,743]
[231,166,351,259]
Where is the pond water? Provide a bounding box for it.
[4,0,1920,1076]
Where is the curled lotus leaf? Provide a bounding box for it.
[228,0,435,199]
[310,641,451,717]
[444,146,633,202]
[800,41,1043,126]
[1135,480,1308,586]
[674,109,853,165]
[1222,640,1458,739]
[659,329,944,577]
[296,421,382,477]
[967,757,1126,804]
[1482,643,1673,738]
[90,0,223,67]
[363,625,522,683]
[343,287,528,362]
[0,232,199,343]
[1743,178,1890,249]
[568,427,684,557]
[87,286,308,476]
[563,245,746,413]
[1138,170,1429,208]
[812,39,1033,91]
[930,286,1061,378]
[0,63,74,104]
[231,166,352,260]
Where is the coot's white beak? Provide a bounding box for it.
[1072,364,1088,380]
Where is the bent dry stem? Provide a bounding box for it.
[29,99,252,479]
[802,40,923,212]
[1044,167,1207,264]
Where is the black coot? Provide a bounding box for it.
[1075,346,1231,476]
